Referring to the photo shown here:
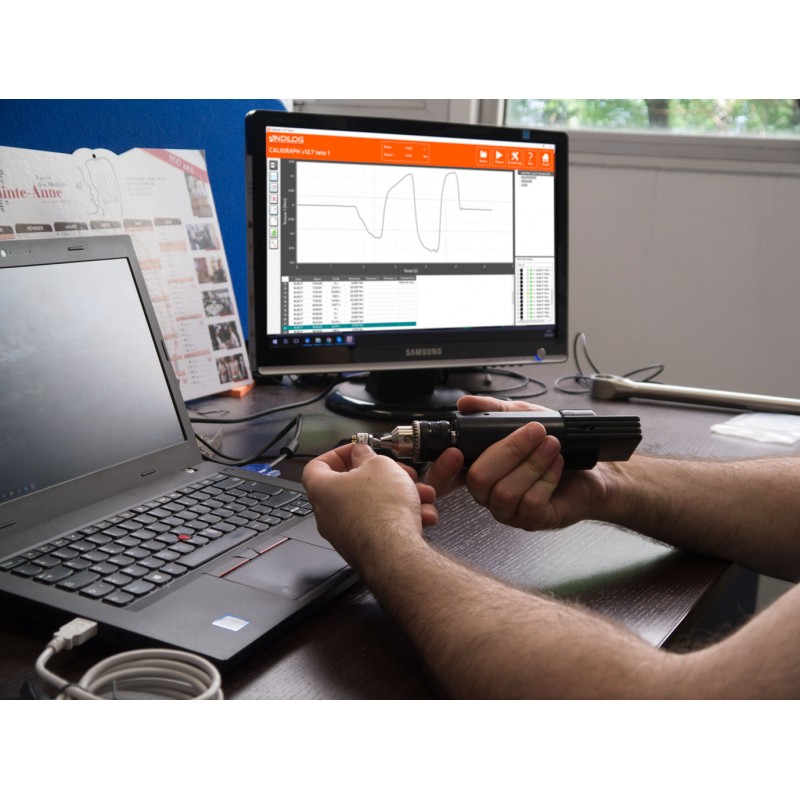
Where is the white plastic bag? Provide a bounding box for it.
[710,413,800,444]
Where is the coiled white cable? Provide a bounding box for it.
[35,618,223,700]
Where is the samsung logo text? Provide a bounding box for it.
[405,347,442,357]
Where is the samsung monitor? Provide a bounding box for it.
[245,110,568,419]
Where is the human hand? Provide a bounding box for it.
[449,395,613,531]
[422,393,553,499]
[302,443,438,568]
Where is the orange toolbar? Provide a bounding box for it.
[266,131,555,172]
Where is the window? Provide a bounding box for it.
[505,100,800,138]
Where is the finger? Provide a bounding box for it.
[417,482,437,505]
[514,453,565,528]
[416,483,439,527]
[350,441,377,467]
[303,453,342,493]
[457,395,552,414]
[308,443,357,474]
[490,446,564,527]
[302,442,362,496]
[466,422,550,506]
[423,447,464,497]
[420,502,439,528]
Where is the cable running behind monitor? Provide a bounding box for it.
[245,110,568,420]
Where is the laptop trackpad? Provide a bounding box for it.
[220,539,347,600]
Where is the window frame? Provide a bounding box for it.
[481,100,800,176]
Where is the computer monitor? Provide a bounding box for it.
[245,110,568,420]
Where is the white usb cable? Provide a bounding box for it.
[34,618,223,700]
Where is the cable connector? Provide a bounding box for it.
[279,429,303,460]
[35,617,223,700]
[52,618,98,651]
[242,463,282,477]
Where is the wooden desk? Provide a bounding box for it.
[1,365,795,699]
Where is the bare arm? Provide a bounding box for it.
[597,455,800,581]
[437,395,800,582]
[303,443,800,698]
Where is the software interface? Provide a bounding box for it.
[262,124,557,346]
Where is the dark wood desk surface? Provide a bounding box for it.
[2,365,796,699]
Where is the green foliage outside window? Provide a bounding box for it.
[505,100,800,137]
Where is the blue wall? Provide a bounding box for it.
[0,99,286,332]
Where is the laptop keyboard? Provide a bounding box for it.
[0,473,314,607]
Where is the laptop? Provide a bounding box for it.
[0,235,355,669]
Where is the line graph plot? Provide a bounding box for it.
[295,162,513,264]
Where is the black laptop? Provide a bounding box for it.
[0,235,355,669]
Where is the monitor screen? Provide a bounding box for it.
[245,110,568,419]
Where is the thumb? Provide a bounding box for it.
[350,442,377,467]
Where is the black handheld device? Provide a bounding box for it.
[352,410,642,470]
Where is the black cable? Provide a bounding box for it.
[555,331,664,395]
[470,367,548,400]
[188,374,347,466]
[187,375,347,425]
[267,414,305,468]
[196,415,302,467]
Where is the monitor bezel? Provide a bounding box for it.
[245,109,569,377]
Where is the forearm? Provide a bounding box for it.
[598,455,800,582]
[353,524,684,698]
[356,520,800,699]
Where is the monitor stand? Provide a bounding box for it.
[325,369,465,421]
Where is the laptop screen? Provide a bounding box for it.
[0,256,186,502]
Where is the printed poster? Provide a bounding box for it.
[0,145,252,401]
